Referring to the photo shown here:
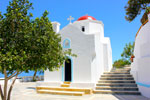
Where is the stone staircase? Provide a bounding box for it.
[61,81,71,87]
[93,67,141,95]
[36,82,92,96]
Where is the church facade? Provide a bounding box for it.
[43,15,112,88]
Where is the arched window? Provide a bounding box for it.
[63,39,71,48]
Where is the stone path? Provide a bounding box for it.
[2,82,149,100]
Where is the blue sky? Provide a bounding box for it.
[0,0,143,62]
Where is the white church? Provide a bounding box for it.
[39,15,112,88]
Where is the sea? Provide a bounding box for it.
[0,71,44,78]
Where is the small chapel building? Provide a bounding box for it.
[43,15,112,88]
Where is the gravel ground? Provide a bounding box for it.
[1,82,150,100]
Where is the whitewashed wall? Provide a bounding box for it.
[0,78,20,84]
[91,57,96,83]
[131,13,150,98]
[44,69,62,82]
[94,32,104,83]
[44,19,112,89]
[103,37,113,72]
[51,22,60,33]
[60,24,95,83]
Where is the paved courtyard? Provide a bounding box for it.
[2,82,150,100]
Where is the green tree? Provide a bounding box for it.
[29,11,75,81]
[0,1,33,100]
[113,42,134,68]
[121,42,134,63]
[113,59,130,68]
[125,0,150,22]
[0,0,75,100]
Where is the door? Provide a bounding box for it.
[65,59,72,81]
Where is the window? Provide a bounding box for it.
[63,39,70,48]
[82,26,85,32]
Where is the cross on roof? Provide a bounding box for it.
[67,16,74,24]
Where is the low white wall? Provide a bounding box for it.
[0,78,20,84]
[36,81,62,87]
[138,86,150,98]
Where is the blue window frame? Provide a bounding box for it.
[63,39,71,48]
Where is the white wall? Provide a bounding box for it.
[73,19,109,84]
[44,22,95,83]
[73,20,103,35]
[0,78,20,84]
[73,20,89,34]
[51,22,60,33]
[103,43,108,71]
[60,24,95,83]
[91,57,97,82]
[131,13,150,98]
[89,23,102,34]
[44,19,112,87]
[93,33,104,83]
[44,68,62,82]
[103,38,113,72]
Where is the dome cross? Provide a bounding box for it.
[67,16,74,24]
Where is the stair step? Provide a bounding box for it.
[64,82,71,84]
[112,68,131,70]
[93,90,140,95]
[111,71,130,73]
[98,80,135,83]
[111,70,130,72]
[96,86,138,91]
[100,77,134,80]
[104,72,130,74]
[37,90,84,96]
[61,84,70,87]
[36,86,92,94]
[96,83,137,87]
[111,69,130,72]
[94,68,140,95]
[101,74,132,77]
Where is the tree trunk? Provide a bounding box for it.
[0,85,4,100]
[33,71,37,81]
[3,68,8,100]
[3,80,8,100]
[7,73,19,100]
